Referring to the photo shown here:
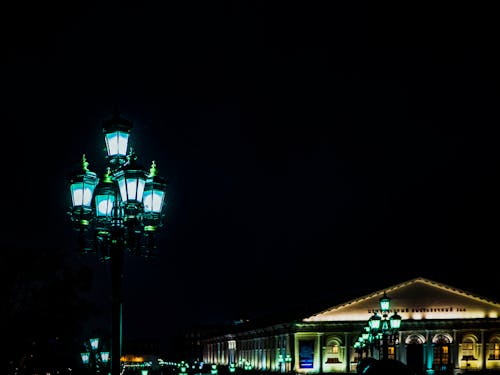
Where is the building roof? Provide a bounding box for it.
[303,277,500,322]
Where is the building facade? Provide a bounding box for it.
[201,277,500,374]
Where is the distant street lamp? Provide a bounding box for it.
[68,112,168,375]
[367,292,402,360]
[285,353,292,372]
[278,353,292,373]
[354,324,372,360]
[81,337,110,374]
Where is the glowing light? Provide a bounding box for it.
[105,131,129,157]
[118,177,145,202]
[143,190,165,213]
[90,337,99,350]
[71,185,94,207]
[96,195,115,216]
[80,352,90,365]
[101,351,110,363]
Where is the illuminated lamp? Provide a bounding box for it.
[69,155,99,226]
[368,312,381,331]
[143,160,167,230]
[102,111,133,165]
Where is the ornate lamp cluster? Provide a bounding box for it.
[278,353,292,372]
[68,112,167,258]
[80,337,110,373]
[67,112,168,375]
[354,292,402,361]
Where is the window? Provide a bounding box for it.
[326,343,340,364]
[489,342,500,360]
[388,345,395,360]
[433,334,450,371]
[433,346,449,368]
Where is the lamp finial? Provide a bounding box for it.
[149,160,158,177]
[82,154,89,172]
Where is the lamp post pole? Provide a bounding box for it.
[68,112,168,375]
[367,292,402,361]
[110,236,124,375]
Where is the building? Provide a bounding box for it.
[201,277,500,374]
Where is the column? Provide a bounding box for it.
[318,333,324,374]
[481,330,486,371]
[344,332,351,374]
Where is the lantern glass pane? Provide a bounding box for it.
[390,316,402,329]
[71,182,95,208]
[380,296,390,311]
[127,178,138,201]
[118,176,145,202]
[81,352,90,365]
[118,177,127,201]
[369,316,381,330]
[101,351,110,363]
[137,178,145,201]
[105,131,129,157]
[90,338,99,350]
[143,189,165,213]
[126,178,138,201]
[95,194,115,217]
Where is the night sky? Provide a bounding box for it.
[2,1,500,355]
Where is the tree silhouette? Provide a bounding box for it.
[3,245,97,374]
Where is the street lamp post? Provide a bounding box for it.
[68,112,168,375]
[80,337,110,374]
[367,292,402,361]
[278,353,292,373]
[354,324,372,359]
[285,353,292,372]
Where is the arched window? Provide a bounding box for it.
[406,334,425,345]
[461,335,477,361]
[325,338,342,364]
[432,334,451,372]
[488,336,500,360]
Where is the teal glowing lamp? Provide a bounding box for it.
[379,292,391,314]
[179,361,187,373]
[94,167,118,224]
[114,149,147,218]
[69,154,99,226]
[89,337,99,350]
[80,352,90,365]
[141,370,149,375]
[143,161,167,230]
[101,351,110,364]
[285,354,291,363]
[368,312,381,331]
[381,319,389,331]
[102,111,133,166]
[390,311,402,330]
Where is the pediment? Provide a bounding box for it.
[303,277,500,322]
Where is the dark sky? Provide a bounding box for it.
[2,1,500,354]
